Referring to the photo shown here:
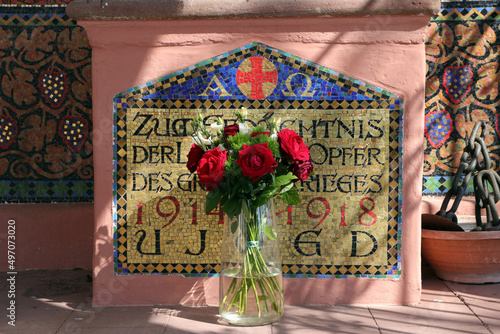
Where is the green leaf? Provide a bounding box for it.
[251,182,266,196]
[264,225,277,240]
[253,185,281,208]
[241,200,250,218]
[241,178,253,193]
[281,188,301,205]
[220,194,228,206]
[279,181,294,194]
[225,200,241,221]
[205,188,222,214]
[253,193,271,208]
[274,172,297,186]
[231,219,238,234]
[222,196,239,215]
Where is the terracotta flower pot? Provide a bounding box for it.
[421,229,500,284]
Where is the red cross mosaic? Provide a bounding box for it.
[236,56,278,99]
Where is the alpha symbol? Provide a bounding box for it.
[200,75,231,96]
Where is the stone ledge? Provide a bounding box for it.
[67,0,440,21]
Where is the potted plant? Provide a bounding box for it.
[422,121,500,284]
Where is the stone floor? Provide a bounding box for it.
[1,268,500,333]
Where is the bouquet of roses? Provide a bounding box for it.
[186,108,313,321]
[186,108,313,218]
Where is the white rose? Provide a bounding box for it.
[210,123,223,131]
[270,133,278,140]
[238,123,251,135]
[194,133,212,145]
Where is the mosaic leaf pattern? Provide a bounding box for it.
[3,0,72,4]
[424,6,500,193]
[0,5,93,202]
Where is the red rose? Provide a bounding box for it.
[224,124,239,137]
[197,147,227,191]
[236,143,278,182]
[186,144,205,173]
[251,131,270,137]
[290,159,314,181]
[278,129,310,161]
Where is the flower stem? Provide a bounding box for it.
[220,204,283,319]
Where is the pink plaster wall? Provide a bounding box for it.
[0,203,93,271]
[80,15,428,306]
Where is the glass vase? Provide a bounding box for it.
[219,199,284,326]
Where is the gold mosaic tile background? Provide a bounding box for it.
[113,42,403,278]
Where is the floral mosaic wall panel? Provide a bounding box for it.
[113,43,403,279]
[0,3,93,203]
[424,1,500,195]
[2,1,72,5]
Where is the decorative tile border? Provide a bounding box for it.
[433,7,500,20]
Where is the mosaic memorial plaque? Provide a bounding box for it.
[113,43,403,278]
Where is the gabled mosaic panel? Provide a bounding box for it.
[113,42,403,279]
[424,1,500,195]
[0,5,93,203]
